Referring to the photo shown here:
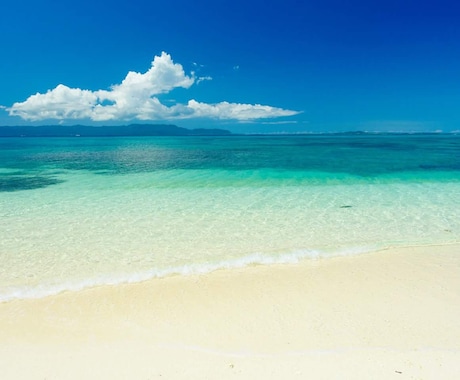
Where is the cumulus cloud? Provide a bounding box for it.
[10,85,98,120]
[184,100,297,120]
[8,52,299,122]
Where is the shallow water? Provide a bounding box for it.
[1,135,459,301]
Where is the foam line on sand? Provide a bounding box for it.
[1,244,460,379]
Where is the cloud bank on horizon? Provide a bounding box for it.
[7,52,299,123]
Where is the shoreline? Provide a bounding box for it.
[1,243,460,379]
[2,241,459,303]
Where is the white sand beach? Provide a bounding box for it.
[1,244,460,379]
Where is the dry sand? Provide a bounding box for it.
[1,244,460,379]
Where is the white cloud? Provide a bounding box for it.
[10,84,98,121]
[260,121,299,125]
[195,76,212,84]
[8,52,300,122]
[184,100,298,120]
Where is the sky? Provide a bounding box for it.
[0,0,459,133]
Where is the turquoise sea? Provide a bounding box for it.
[1,134,459,301]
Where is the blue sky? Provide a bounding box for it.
[0,0,459,133]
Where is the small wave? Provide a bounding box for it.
[0,246,378,303]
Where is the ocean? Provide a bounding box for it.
[1,134,459,301]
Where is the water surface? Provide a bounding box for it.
[1,135,459,301]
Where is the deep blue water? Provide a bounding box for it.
[1,135,459,192]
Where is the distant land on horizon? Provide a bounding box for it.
[0,124,232,137]
[0,124,457,137]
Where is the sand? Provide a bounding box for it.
[1,244,460,379]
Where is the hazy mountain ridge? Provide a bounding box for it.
[0,124,232,137]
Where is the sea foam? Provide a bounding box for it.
[0,246,380,303]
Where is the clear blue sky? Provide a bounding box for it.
[1,0,459,133]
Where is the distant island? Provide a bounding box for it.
[0,124,232,137]
[0,125,455,137]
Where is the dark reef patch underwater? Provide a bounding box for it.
[0,175,64,192]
